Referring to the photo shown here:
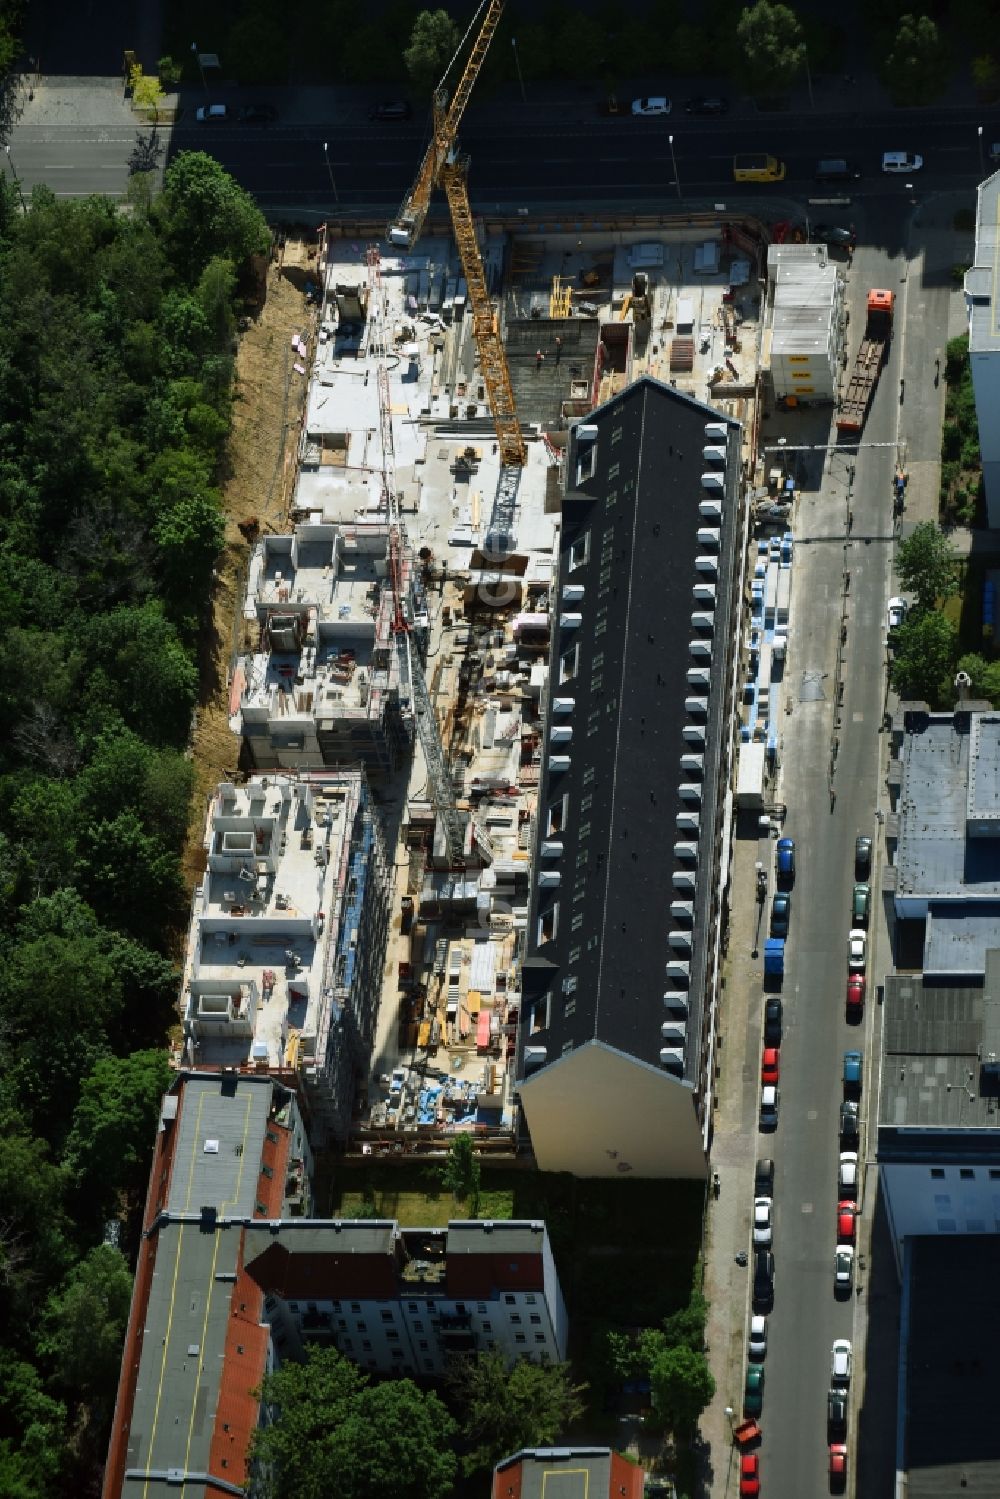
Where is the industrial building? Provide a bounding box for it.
[516,376,746,1179]
[181,771,390,1143]
[763,242,846,405]
[965,170,1000,526]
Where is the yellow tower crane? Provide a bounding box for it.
[388,0,527,483]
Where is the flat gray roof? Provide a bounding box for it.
[165,1074,273,1219]
[895,712,1000,900]
[447,1221,546,1256]
[494,1448,615,1499]
[925,902,1000,976]
[967,172,1000,356]
[901,1235,1000,1495]
[878,972,1000,1135]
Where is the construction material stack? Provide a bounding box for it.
[836,288,895,435]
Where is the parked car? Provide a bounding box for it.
[840,1099,860,1143]
[764,995,783,1045]
[239,103,277,124]
[776,836,795,885]
[753,1196,773,1246]
[843,1050,864,1095]
[811,222,856,248]
[882,150,923,172]
[370,99,412,120]
[990,142,1000,161]
[761,1047,780,1086]
[834,1245,855,1294]
[827,1386,848,1438]
[760,1084,780,1132]
[771,891,791,936]
[887,596,908,632]
[848,929,866,971]
[831,1338,852,1384]
[685,94,729,114]
[739,1452,761,1498]
[755,1157,775,1194]
[814,157,863,182]
[753,1248,774,1308]
[744,1363,765,1415]
[632,96,671,115]
[855,835,872,877]
[837,1200,858,1244]
[839,1151,860,1196]
[748,1313,768,1360]
[852,883,870,926]
[846,973,866,1016]
[829,1443,848,1492]
[195,103,229,122]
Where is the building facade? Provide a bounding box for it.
[965,171,1000,527]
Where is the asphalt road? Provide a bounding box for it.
[6,100,999,209]
[752,202,946,1498]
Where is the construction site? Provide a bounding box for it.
[180,0,857,1167]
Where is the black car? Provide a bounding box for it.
[811,223,856,248]
[239,103,277,124]
[685,95,729,115]
[839,1099,860,1143]
[764,996,783,1045]
[753,1248,774,1308]
[827,1386,847,1439]
[370,99,412,121]
[855,835,873,878]
[755,1157,775,1194]
[770,891,791,937]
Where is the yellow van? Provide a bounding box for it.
[733,153,786,182]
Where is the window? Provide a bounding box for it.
[559,644,580,684]
[525,1295,536,1305]
[538,905,559,945]
[504,1294,516,1305]
[476,1303,487,1314]
[515,1333,527,1344]
[413,1320,424,1332]
[530,993,552,1033]
[967,1219,986,1232]
[611,425,623,444]
[594,618,608,639]
[266,1129,279,1145]
[391,1349,405,1360]
[419,1340,429,1350]
[338,1318,347,1329]
[960,1168,975,1181]
[289,1303,299,1314]
[547,794,568,837]
[607,462,620,481]
[510,1314,521,1324]
[569,532,591,570]
[343,1338,354,1351]
[408,1301,418,1313]
[387,1330,400,1341]
[930,1168,945,1180]
[568,945,581,964]
[260,1164,274,1179]
[561,976,578,995]
[937,1219,957,1232]
[351,1302,361,1313]
[535,1333,546,1343]
[530,1314,541,1324]
[380,1310,394,1323]
[562,1038,575,1054]
[483,1320,492,1332]
[576,443,597,485]
[581,792,594,812]
[582,766,596,786]
[604,490,618,511]
[362,1340,372,1351]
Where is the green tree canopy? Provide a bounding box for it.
[882,13,946,105]
[254,1345,457,1499]
[956,652,1000,704]
[38,1246,133,1408]
[447,1350,587,1475]
[404,10,461,91]
[158,152,269,282]
[896,522,958,611]
[648,1342,715,1434]
[890,609,959,704]
[735,1,806,98]
[62,1051,172,1225]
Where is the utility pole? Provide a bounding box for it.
[323,142,339,204]
[668,133,681,199]
[511,37,526,104]
[804,46,815,110]
[978,125,985,177]
[191,42,208,94]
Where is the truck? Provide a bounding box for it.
[836,289,895,434]
[764,937,785,978]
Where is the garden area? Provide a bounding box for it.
[940,334,984,528]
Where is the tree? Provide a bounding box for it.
[38,1246,133,1408]
[896,522,958,611]
[158,55,183,87]
[882,13,946,105]
[154,492,225,611]
[129,64,166,122]
[661,1289,709,1351]
[254,1345,456,1499]
[448,1351,587,1474]
[890,609,958,705]
[440,1132,481,1206]
[647,1343,715,1434]
[0,1350,68,1495]
[404,10,461,91]
[956,652,1000,704]
[735,1,806,99]
[158,153,270,283]
[62,1051,172,1225]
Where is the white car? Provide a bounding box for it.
[882,150,923,173]
[834,1246,855,1292]
[632,96,671,116]
[831,1337,853,1384]
[887,596,907,631]
[848,928,866,971]
[753,1196,773,1246]
[748,1313,768,1359]
[839,1151,859,1195]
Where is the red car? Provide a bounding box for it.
[837,1200,858,1244]
[829,1442,848,1489]
[761,1047,780,1086]
[739,1452,761,1497]
[846,974,866,1014]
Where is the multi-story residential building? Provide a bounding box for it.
[516,376,747,1178]
[232,520,427,776]
[182,771,389,1142]
[965,170,1000,526]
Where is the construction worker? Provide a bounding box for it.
[535,349,544,370]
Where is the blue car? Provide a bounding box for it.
[776,837,795,885]
[843,1050,864,1095]
[770,891,791,937]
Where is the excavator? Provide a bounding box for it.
[389,0,526,553]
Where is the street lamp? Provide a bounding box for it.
[323,142,339,204]
[191,42,208,94]
[978,125,985,176]
[803,46,815,110]
[4,144,26,212]
[511,37,526,104]
[668,133,681,200]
